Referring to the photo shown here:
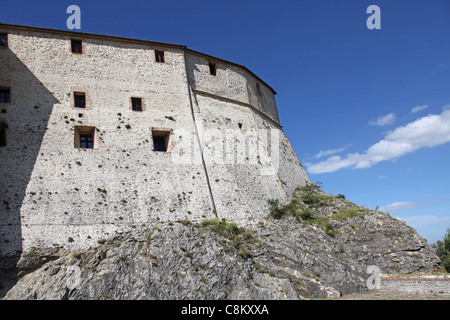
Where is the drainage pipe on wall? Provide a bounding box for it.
[182,52,218,218]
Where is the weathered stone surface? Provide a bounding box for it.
[2,187,442,300]
[3,222,298,300]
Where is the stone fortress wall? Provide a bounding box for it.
[0,23,310,256]
[380,274,450,296]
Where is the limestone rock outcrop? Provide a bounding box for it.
[2,184,441,300]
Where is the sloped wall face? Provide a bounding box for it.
[185,53,280,124]
[185,53,310,224]
[190,92,310,224]
[0,26,309,254]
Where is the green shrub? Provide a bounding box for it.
[325,223,335,237]
[267,199,283,219]
[299,209,314,220]
[442,256,450,273]
[333,208,361,220]
[296,183,332,207]
[198,218,255,258]
[433,228,450,272]
[301,193,317,205]
[176,219,192,226]
[224,221,239,233]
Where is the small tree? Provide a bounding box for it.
[433,228,450,272]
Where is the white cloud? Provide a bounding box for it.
[410,104,429,114]
[380,201,426,213]
[314,144,351,159]
[306,106,450,174]
[400,214,450,228]
[369,113,396,126]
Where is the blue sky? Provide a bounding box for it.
[2,0,450,244]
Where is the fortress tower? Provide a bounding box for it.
[0,23,310,256]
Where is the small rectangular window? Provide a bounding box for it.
[155,50,165,63]
[0,88,10,103]
[74,126,96,149]
[152,129,170,152]
[0,130,6,147]
[74,92,86,108]
[0,122,6,147]
[80,134,94,149]
[0,34,8,47]
[209,62,217,76]
[131,97,143,112]
[71,39,83,54]
[256,83,262,95]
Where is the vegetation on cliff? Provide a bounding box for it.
[433,228,450,272]
[1,183,443,300]
[268,183,372,237]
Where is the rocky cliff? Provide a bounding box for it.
[1,184,441,300]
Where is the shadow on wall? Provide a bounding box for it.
[0,46,59,294]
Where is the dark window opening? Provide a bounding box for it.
[153,136,166,152]
[155,50,165,63]
[80,134,94,149]
[256,83,262,95]
[152,130,170,152]
[209,62,217,76]
[0,34,8,47]
[74,92,86,108]
[238,123,243,129]
[71,39,82,54]
[0,127,6,147]
[0,88,10,103]
[131,97,143,111]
